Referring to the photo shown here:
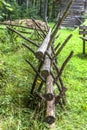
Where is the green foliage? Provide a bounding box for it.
[0,0,13,21]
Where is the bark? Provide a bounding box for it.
[45,75,55,125]
[36,28,51,60]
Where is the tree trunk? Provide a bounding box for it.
[26,0,30,9]
[44,0,48,21]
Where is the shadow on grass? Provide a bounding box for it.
[75,53,87,60]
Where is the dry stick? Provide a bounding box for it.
[22,43,35,55]
[0,22,34,30]
[31,61,43,94]
[51,45,58,64]
[51,70,66,106]
[54,51,74,86]
[51,0,73,38]
[31,18,46,38]
[37,92,54,101]
[17,30,32,34]
[50,71,62,92]
[7,26,39,47]
[37,81,44,92]
[47,0,73,51]
[32,20,44,40]
[54,42,61,51]
[58,51,74,77]
[53,34,72,59]
[35,26,44,40]
[50,58,67,105]
[25,59,45,82]
[36,92,46,100]
[55,33,61,41]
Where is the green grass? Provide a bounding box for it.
[0,23,87,130]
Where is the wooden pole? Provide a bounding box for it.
[45,75,55,125]
[40,47,51,79]
[36,28,51,60]
[7,26,39,47]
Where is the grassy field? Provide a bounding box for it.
[0,23,87,130]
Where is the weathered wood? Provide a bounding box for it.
[55,86,67,105]
[45,75,55,124]
[36,28,51,60]
[60,51,74,75]
[25,59,45,82]
[41,55,51,78]
[31,61,43,94]
[32,20,44,40]
[50,71,62,92]
[7,26,39,47]
[40,47,51,79]
[51,0,73,40]
[22,43,35,55]
[44,93,54,101]
[31,18,47,37]
[54,42,61,51]
[54,34,72,58]
[37,81,44,92]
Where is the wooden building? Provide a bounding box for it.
[61,0,87,28]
